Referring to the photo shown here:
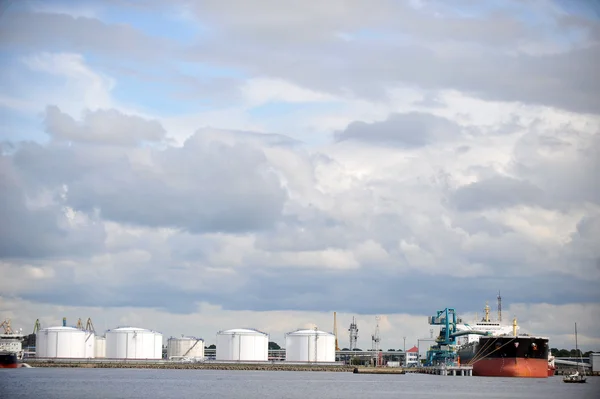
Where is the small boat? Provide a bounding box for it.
[563,323,586,384]
[563,370,586,384]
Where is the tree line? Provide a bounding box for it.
[550,348,596,357]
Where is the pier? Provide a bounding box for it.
[407,365,473,376]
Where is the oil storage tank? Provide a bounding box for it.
[94,336,106,358]
[216,328,268,361]
[167,336,204,360]
[285,329,336,362]
[36,326,89,358]
[105,327,163,359]
[83,330,95,358]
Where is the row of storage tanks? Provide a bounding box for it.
[35,326,337,362]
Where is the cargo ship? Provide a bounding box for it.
[455,302,550,378]
[0,351,18,368]
[457,333,550,378]
[0,319,25,368]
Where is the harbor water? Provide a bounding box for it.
[1,369,598,399]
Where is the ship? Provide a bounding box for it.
[455,301,551,378]
[0,351,18,368]
[0,319,25,368]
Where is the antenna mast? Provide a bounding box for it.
[371,316,381,352]
[497,291,502,323]
[371,316,381,366]
[348,317,359,350]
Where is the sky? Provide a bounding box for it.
[0,0,599,352]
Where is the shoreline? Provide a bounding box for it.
[23,360,358,372]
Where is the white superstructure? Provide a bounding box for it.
[285,329,336,362]
[216,328,268,362]
[455,303,517,346]
[36,326,91,358]
[105,327,163,359]
[167,336,204,360]
[0,333,25,359]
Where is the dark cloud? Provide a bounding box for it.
[451,175,545,211]
[335,112,461,147]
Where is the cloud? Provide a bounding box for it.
[0,155,106,259]
[335,112,461,147]
[45,105,166,146]
[451,175,545,211]
[1,0,599,354]
[0,11,173,61]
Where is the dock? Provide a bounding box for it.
[352,367,406,374]
[407,365,473,376]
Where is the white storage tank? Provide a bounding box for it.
[167,336,204,359]
[285,329,336,362]
[105,327,163,359]
[216,328,268,361]
[36,326,88,358]
[94,336,106,358]
[83,330,95,358]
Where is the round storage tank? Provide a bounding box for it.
[167,337,204,360]
[83,330,95,358]
[105,327,163,359]
[94,336,106,358]
[36,326,88,358]
[285,329,336,362]
[216,328,268,362]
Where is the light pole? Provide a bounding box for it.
[403,336,406,366]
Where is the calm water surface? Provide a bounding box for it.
[1,368,598,399]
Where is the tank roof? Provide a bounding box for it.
[40,326,84,332]
[108,326,161,333]
[168,336,204,341]
[218,328,268,335]
[287,329,334,336]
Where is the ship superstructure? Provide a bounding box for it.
[0,319,25,368]
[455,301,516,346]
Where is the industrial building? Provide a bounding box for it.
[105,327,162,359]
[36,326,94,358]
[167,336,204,360]
[216,328,268,361]
[285,329,336,362]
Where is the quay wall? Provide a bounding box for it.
[25,359,355,372]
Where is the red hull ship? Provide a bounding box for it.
[457,335,550,378]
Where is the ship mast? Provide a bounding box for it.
[497,291,502,323]
[484,302,490,322]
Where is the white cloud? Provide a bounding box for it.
[21,52,114,115]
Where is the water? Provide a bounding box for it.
[1,369,598,399]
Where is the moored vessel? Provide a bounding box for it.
[457,334,550,378]
[455,299,551,378]
[0,351,18,368]
[0,319,25,368]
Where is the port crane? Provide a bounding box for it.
[424,308,458,366]
[1,319,14,334]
